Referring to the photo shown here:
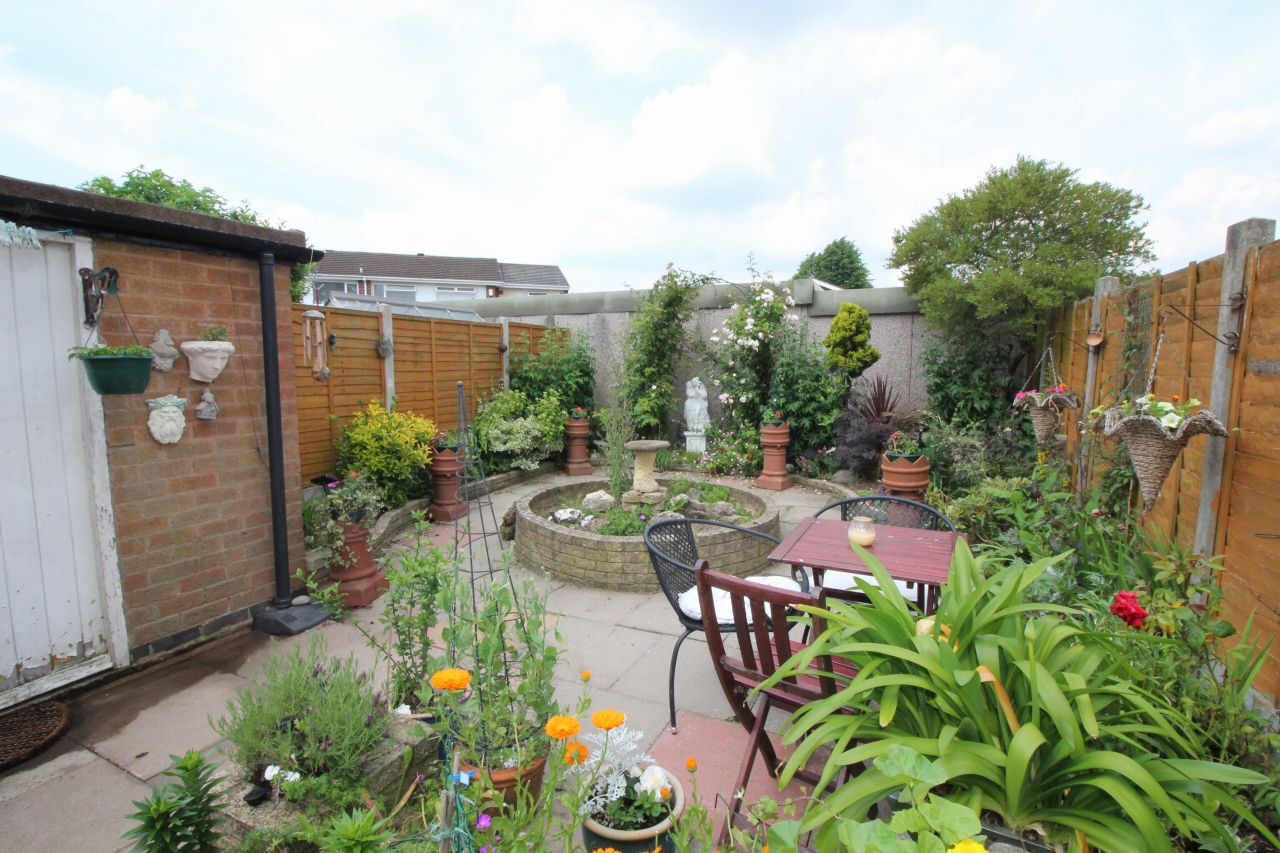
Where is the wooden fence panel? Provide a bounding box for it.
[1043,241,1280,701]
[293,306,533,484]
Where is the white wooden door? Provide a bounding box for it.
[0,237,124,707]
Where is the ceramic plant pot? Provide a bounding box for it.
[429,447,466,521]
[581,767,685,853]
[755,422,793,491]
[879,452,931,501]
[180,340,235,382]
[78,355,153,395]
[328,520,388,607]
[462,756,548,817]
[564,416,592,476]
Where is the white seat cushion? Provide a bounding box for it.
[821,570,918,600]
[678,575,802,624]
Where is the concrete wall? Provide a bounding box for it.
[452,280,926,418]
[92,240,304,660]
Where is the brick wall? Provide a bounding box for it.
[90,240,303,658]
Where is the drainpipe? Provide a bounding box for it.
[254,253,328,634]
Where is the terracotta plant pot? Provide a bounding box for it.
[429,447,467,522]
[564,416,593,476]
[880,453,931,501]
[581,767,685,853]
[463,756,547,817]
[328,520,388,607]
[755,422,794,491]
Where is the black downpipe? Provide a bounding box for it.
[258,253,292,608]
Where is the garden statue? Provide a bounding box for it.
[195,388,219,420]
[150,328,179,372]
[684,376,709,453]
[146,394,187,444]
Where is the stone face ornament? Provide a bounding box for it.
[146,394,188,444]
[150,329,179,372]
[180,340,235,382]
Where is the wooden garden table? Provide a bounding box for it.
[768,517,959,614]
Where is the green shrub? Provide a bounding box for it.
[696,483,731,504]
[821,302,880,377]
[509,328,595,411]
[667,476,694,497]
[214,634,389,787]
[596,392,635,498]
[598,506,649,536]
[702,421,762,478]
[708,270,790,430]
[767,322,843,457]
[334,401,436,507]
[124,750,225,853]
[475,389,567,472]
[766,544,1276,852]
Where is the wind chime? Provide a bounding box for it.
[300,310,329,381]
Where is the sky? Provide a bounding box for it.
[2,1,1278,291]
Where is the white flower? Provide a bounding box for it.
[652,385,657,390]
[1160,412,1182,429]
[394,704,412,716]
[719,393,731,403]
[757,332,764,339]
[1154,401,1175,414]
[712,379,720,386]
[264,765,281,781]
[710,335,720,343]
[282,770,300,783]
[636,764,668,799]
[740,395,748,402]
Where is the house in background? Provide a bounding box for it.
[311,250,570,303]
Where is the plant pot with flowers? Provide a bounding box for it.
[317,472,388,607]
[1012,384,1078,443]
[1091,393,1227,511]
[578,716,685,853]
[180,324,235,383]
[879,431,930,501]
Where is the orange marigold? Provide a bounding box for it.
[564,741,588,765]
[660,787,671,799]
[545,715,581,740]
[686,757,697,772]
[429,668,471,692]
[591,708,625,731]
[581,670,592,682]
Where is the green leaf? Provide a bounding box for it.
[874,744,947,790]
[880,684,900,728]
[919,795,983,844]
[840,818,904,853]
[767,819,803,853]
[1204,619,1236,639]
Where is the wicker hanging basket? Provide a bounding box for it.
[1013,392,1078,443]
[1092,407,1227,510]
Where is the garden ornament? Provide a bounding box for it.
[149,328,179,372]
[0,219,41,249]
[301,310,329,380]
[146,394,187,444]
[684,376,709,453]
[180,339,235,382]
[195,388,219,420]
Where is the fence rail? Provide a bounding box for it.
[1042,227,1280,701]
[292,306,543,484]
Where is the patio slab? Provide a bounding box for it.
[552,614,668,689]
[0,738,150,853]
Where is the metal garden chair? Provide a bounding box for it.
[643,518,804,734]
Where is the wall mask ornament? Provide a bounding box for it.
[150,329,179,372]
[146,394,188,444]
[180,340,235,382]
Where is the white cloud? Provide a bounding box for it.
[514,0,690,74]
[104,86,165,127]
[1185,102,1280,149]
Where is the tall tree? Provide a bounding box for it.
[795,237,872,289]
[889,156,1154,421]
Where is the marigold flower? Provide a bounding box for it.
[686,757,697,772]
[429,668,471,692]
[581,670,591,682]
[660,787,671,799]
[564,741,588,765]
[947,841,988,853]
[545,715,581,740]
[591,708,625,730]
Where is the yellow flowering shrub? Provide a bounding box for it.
[335,400,436,507]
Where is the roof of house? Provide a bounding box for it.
[499,262,569,289]
[315,250,569,289]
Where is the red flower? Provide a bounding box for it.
[1110,591,1148,629]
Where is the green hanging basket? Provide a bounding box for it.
[78,355,154,395]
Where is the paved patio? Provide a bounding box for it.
[0,472,845,853]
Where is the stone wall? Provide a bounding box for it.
[513,477,780,593]
[92,240,303,659]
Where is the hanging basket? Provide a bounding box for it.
[1092,407,1227,511]
[79,355,154,395]
[1012,391,1078,443]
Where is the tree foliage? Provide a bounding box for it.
[622,265,706,438]
[509,328,595,412]
[822,302,880,378]
[795,237,872,289]
[889,157,1154,421]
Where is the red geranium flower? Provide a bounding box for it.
[1110,590,1148,629]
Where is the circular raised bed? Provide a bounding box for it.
[514,477,780,593]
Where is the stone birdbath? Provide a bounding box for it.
[622,439,670,510]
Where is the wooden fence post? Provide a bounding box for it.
[501,318,510,390]
[1079,277,1119,489]
[380,303,395,410]
[1193,218,1276,556]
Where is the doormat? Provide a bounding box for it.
[0,700,70,772]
